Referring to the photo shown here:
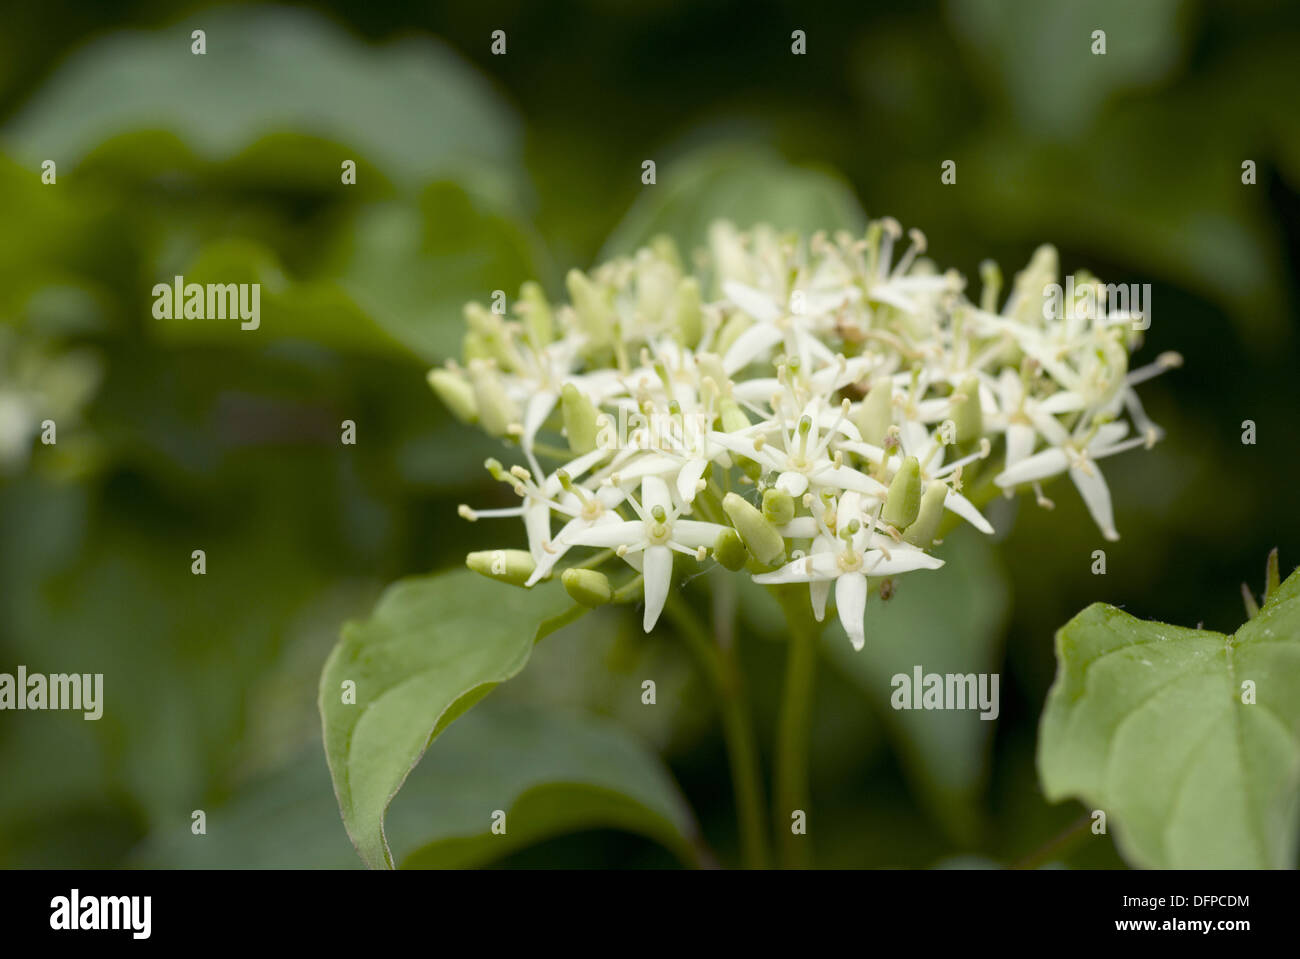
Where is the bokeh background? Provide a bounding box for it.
[1,0,1297,868]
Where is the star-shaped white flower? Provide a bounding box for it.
[564,475,730,631]
[993,420,1147,541]
[752,492,943,649]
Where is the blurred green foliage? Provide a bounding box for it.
[0,1,1297,868]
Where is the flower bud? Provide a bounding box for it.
[883,456,922,529]
[719,397,750,433]
[463,302,513,369]
[467,549,536,587]
[427,368,477,424]
[566,269,614,349]
[518,281,553,348]
[672,277,703,348]
[562,568,613,606]
[762,488,795,526]
[723,492,785,566]
[561,383,598,453]
[855,381,892,445]
[468,360,518,437]
[952,375,983,444]
[715,311,752,359]
[903,481,947,547]
[713,528,749,571]
[650,234,684,274]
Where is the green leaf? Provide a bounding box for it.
[599,146,865,267]
[1038,567,1300,868]
[140,703,702,868]
[319,568,580,868]
[823,529,1009,843]
[388,703,703,867]
[1,6,521,195]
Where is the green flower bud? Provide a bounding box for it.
[696,353,729,392]
[463,302,513,369]
[1010,244,1058,326]
[952,376,983,444]
[650,234,684,274]
[561,382,598,453]
[566,269,614,349]
[715,311,752,359]
[713,528,749,572]
[855,381,893,445]
[883,456,922,529]
[903,481,947,547]
[723,492,785,566]
[461,330,492,362]
[562,568,613,606]
[427,368,477,424]
[467,549,535,587]
[672,277,703,348]
[762,488,795,526]
[468,360,518,438]
[518,281,553,348]
[719,397,750,433]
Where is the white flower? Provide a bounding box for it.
[564,476,730,631]
[994,420,1147,540]
[753,493,943,649]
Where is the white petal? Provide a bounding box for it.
[521,390,559,447]
[753,552,840,585]
[1069,462,1119,541]
[641,475,672,515]
[814,464,887,498]
[722,322,784,374]
[835,572,868,650]
[676,457,709,504]
[1005,423,1036,470]
[642,545,673,631]
[672,520,731,549]
[865,547,944,575]
[565,520,643,549]
[995,447,1069,488]
[776,470,809,497]
[523,500,553,560]
[778,517,820,539]
[943,488,995,534]
[809,580,830,622]
[723,281,782,322]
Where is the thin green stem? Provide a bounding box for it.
[771,584,822,869]
[663,591,769,869]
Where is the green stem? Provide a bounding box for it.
[663,592,769,869]
[771,584,821,869]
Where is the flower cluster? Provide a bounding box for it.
[429,220,1180,649]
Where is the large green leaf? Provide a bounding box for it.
[387,703,703,867]
[1038,568,1300,868]
[321,568,691,868]
[139,702,702,868]
[1,5,520,196]
[823,529,1009,843]
[319,569,571,867]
